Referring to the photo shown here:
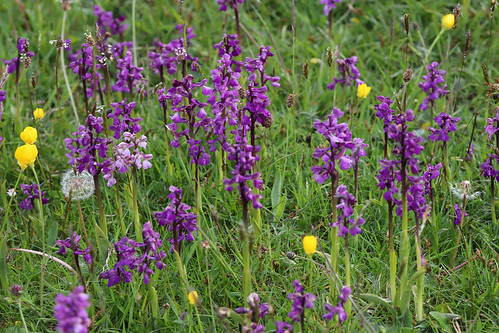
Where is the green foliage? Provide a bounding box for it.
[0,0,498,332]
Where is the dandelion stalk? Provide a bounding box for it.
[77,199,90,248]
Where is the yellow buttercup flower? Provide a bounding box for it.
[15,144,38,171]
[357,83,371,99]
[302,235,317,255]
[188,290,199,305]
[442,14,454,30]
[33,108,45,120]
[20,126,37,144]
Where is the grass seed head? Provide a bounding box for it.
[326,47,333,67]
[404,14,410,35]
[403,68,413,82]
[286,93,296,108]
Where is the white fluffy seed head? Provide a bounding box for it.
[61,169,95,201]
[450,181,480,201]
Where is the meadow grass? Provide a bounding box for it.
[0,0,498,332]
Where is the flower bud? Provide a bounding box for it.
[442,14,454,30]
[33,108,45,120]
[302,235,317,255]
[188,290,199,305]
[20,126,37,144]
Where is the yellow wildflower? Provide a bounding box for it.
[442,14,454,30]
[302,235,317,255]
[20,126,37,145]
[33,108,45,120]
[15,144,38,171]
[357,83,371,99]
[188,290,199,305]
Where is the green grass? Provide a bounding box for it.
[0,0,498,332]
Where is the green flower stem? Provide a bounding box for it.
[15,70,21,126]
[306,255,313,291]
[345,237,352,319]
[425,29,445,63]
[1,172,22,236]
[165,136,174,180]
[31,166,46,317]
[18,301,29,333]
[114,180,126,237]
[132,0,137,66]
[491,179,497,226]
[60,9,79,124]
[241,193,251,304]
[160,103,174,179]
[415,232,424,322]
[193,303,204,332]
[397,187,410,312]
[55,49,62,115]
[450,196,466,269]
[25,68,34,116]
[204,247,217,330]
[330,175,339,280]
[216,150,224,187]
[94,174,108,236]
[132,168,142,242]
[442,144,450,191]
[174,250,188,301]
[149,285,159,323]
[251,189,262,239]
[77,199,90,248]
[388,204,397,300]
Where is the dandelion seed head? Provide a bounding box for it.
[61,169,95,200]
[450,181,480,200]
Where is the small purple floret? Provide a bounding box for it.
[53,286,91,333]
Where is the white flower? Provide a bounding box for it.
[7,188,16,197]
[61,169,95,200]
